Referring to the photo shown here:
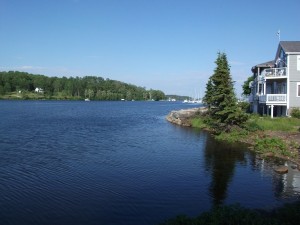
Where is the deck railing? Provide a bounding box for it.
[264,67,286,78]
[259,94,287,104]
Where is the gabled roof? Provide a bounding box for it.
[254,60,275,68]
[251,60,274,73]
[280,41,300,54]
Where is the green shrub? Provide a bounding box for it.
[216,128,248,143]
[238,101,250,112]
[254,137,294,157]
[291,108,300,119]
[191,117,207,129]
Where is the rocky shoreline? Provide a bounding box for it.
[166,107,207,126]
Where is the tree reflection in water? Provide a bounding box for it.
[204,134,247,206]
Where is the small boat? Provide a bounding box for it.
[85,98,90,101]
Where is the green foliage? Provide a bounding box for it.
[215,128,249,143]
[247,115,300,132]
[160,202,300,225]
[254,137,293,157]
[202,77,213,109]
[244,120,262,132]
[0,71,165,101]
[203,52,248,130]
[238,101,250,112]
[291,108,300,119]
[191,117,207,129]
[242,75,254,96]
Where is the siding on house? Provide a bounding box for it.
[289,82,299,107]
[288,55,300,107]
[289,55,300,81]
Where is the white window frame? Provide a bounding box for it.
[297,55,300,71]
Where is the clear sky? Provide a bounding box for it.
[1,0,299,97]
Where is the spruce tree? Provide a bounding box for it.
[202,77,213,110]
[205,52,248,130]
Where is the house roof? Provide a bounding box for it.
[254,60,275,68]
[280,41,300,53]
[252,41,300,73]
[251,60,274,73]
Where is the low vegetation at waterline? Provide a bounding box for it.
[191,114,300,160]
[160,201,300,225]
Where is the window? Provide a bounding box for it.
[297,56,300,71]
[298,82,300,97]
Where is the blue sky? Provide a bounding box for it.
[1,0,300,97]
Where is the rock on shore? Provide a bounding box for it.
[166,107,207,126]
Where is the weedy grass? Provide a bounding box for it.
[215,128,249,143]
[254,137,295,158]
[191,117,207,129]
[247,115,300,132]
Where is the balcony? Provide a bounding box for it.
[264,67,287,78]
[259,94,287,104]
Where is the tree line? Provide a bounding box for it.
[0,71,165,101]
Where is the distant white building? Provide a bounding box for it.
[35,87,44,93]
[249,41,300,117]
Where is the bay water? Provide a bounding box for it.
[0,101,299,225]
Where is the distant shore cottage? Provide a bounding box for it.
[35,87,44,93]
[249,41,300,118]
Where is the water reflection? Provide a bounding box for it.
[204,134,249,206]
[254,158,300,200]
[203,131,300,206]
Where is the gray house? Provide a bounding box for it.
[249,41,300,117]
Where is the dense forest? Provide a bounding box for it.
[0,71,165,101]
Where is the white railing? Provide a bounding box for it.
[259,94,287,104]
[264,67,286,78]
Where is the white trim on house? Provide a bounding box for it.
[286,52,300,54]
[287,55,290,115]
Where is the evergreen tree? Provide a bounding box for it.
[202,77,213,109]
[205,52,248,130]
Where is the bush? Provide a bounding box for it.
[291,108,300,119]
[254,137,294,157]
[191,117,207,129]
[238,101,250,112]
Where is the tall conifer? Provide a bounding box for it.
[205,52,248,130]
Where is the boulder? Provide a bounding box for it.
[263,152,274,157]
[291,164,298,170]
[166,107,207,126]
[274,166,288,174]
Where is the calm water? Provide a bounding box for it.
[0,100,299,225]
